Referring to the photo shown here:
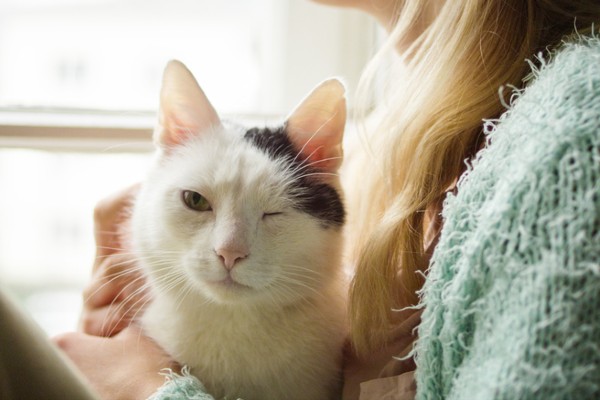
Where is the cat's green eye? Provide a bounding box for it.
[182,190,212,212]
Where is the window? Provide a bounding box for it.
[0,0,376,335]
[0,0,374,114]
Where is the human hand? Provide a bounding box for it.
[54,326,178,400]
[80,184,150,337]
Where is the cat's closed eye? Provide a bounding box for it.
[182,190,212,212]
[262,212,283,220]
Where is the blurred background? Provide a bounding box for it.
[0,0,377,335]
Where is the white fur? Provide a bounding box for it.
[132,122,347,400]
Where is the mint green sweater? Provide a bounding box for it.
[415,36,600,399]
[149,37,600,400]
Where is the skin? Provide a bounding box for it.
[311,0,443,50]
[55,1,444,398]
[54,327,176,400]
[311,0,403,30]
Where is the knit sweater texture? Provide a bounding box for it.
[415,36,600,400]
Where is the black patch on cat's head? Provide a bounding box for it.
[243,126,345,228]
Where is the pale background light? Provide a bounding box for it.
[0,0,375,335]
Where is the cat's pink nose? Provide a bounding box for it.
[215,247,249,270]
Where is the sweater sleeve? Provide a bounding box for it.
[415,37,600,400]
[147,368,217,400]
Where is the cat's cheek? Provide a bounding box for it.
[180,268,220,301]
[181,254,217,283]
[168,210,213,238]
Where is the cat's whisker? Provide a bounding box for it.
[156,273,188,295]
[172,280,212,312]
[295,144,324,170]
[291,140,318,166]
[93,229,124,235]
[91,253,184,285]
[280,272,322,286]
[91,257,171,286]
[268,142,289,160]
[101,283,153,336]
[279,263,325,276]
[291,110,339,165]
[108,290,155,337]
[290,156,343,173]
[94,249,185,259]
[295,172,340,180]
[262,290,286,307]
[93,256,143,270]
[104,265,182,328]
[282,157,316,177]
[173,282,193,311]
[277,271,323,287]
[126,292,156,328]
[95,245,128,253]
[87,263,147,298]
[268,274,325,301]
[268,283,325,306]
[257,279,296,306]
[84,266,147,305]
[97,264,177,333]
[282,160,342,185]
[302,154,343,169]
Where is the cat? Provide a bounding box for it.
[131,60,348,400]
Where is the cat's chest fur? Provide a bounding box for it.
[143,281,346,400]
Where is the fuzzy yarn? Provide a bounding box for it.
[147,367,245,400]
[148,367,216,400]
[415,36,600,399]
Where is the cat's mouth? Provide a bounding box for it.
[208,276,252,291]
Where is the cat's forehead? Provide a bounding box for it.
[169,124,290,191]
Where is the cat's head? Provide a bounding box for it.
[132,60,346,307]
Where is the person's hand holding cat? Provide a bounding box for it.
[54,326,176,400]
[80,184,149,337]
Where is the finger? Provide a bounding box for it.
[82,277,151,337]
[93,184,140,260]
[84,253,144,309]
[80,304,138,337]
[115,324,144,339]
[53,331,93,352]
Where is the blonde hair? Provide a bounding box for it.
[348,0,600,356]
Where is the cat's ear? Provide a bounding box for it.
[156,60,221,149]
[286,79,346,172]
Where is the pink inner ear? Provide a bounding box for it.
[298,139,343,172]
[160,112,200,147]
[163,129,191,148]
[287,105,346,173]
[158,99,220,149]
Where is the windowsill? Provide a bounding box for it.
[0,107,284,152]
[0,107,155,152]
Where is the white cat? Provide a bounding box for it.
[132,60,348,400]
